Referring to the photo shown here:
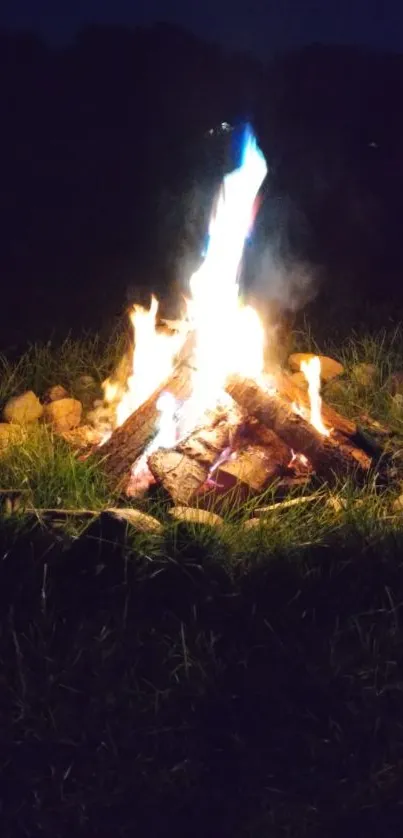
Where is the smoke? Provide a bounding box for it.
[244,193,320,317]
[250,243,318,314]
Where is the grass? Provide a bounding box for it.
[0,329,127,407]
[1,324,403,836]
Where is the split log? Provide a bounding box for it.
[148,407,295,508]
[226,375,372,483]
[93,334,195,490]
[216,436,290,493]
[147,450,211,506]
[147,408,243,506]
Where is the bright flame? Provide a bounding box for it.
[300,356,329,436]
[102,125,268,453]
[103,296,184,429]
[181,126,268,432]
[126,391,179,496]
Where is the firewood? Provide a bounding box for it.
[147,450,210,506]
[148,408,243,506]
[93,334,196,490]
[225,375,372,483]
[216,441,290,493]
[276,369,356,438]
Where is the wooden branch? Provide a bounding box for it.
[225,375,372,483]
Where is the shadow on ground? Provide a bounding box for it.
[1,516,403,837]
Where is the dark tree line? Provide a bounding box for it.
[1,24,403,348]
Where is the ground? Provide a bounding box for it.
[1,324,403,837]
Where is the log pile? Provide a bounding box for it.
[92,351,380,509]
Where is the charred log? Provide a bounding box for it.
[226,375,372,483]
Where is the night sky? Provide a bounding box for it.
[1,0,402,59]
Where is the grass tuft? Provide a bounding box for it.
[0,424,112,512]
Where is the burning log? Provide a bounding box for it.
[214,423,291,494]
[225,375,373,483]
[275,369,356,439]
[147,408,294,507]
[93,334,195,490]
[147,407,243,506]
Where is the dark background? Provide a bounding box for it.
[1,16,403,351]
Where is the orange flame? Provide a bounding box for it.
[100,128,271,462]
[300,356,329,436]
[103,296,185,430]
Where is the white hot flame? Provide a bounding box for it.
[102,125,269,455]
[181,127,268,432]
[300,356,329,436]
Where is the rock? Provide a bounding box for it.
[289,371,308,390]
[44,385,69,403]
[393,495,403,513]
[288,353,344,382]
[106,507,163,534]
[0,422,26,451]
[43,398,82,432]
[169,506,224,528]
[391,394,403,412]
[351,363,377,388]
[385,371,403,396]
[3,390,43,424]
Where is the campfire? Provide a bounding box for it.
[89,125,376,511]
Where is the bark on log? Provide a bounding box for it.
[226,375,372,483]
[93,334,195,490]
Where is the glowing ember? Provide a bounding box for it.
[300,356,330,436]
